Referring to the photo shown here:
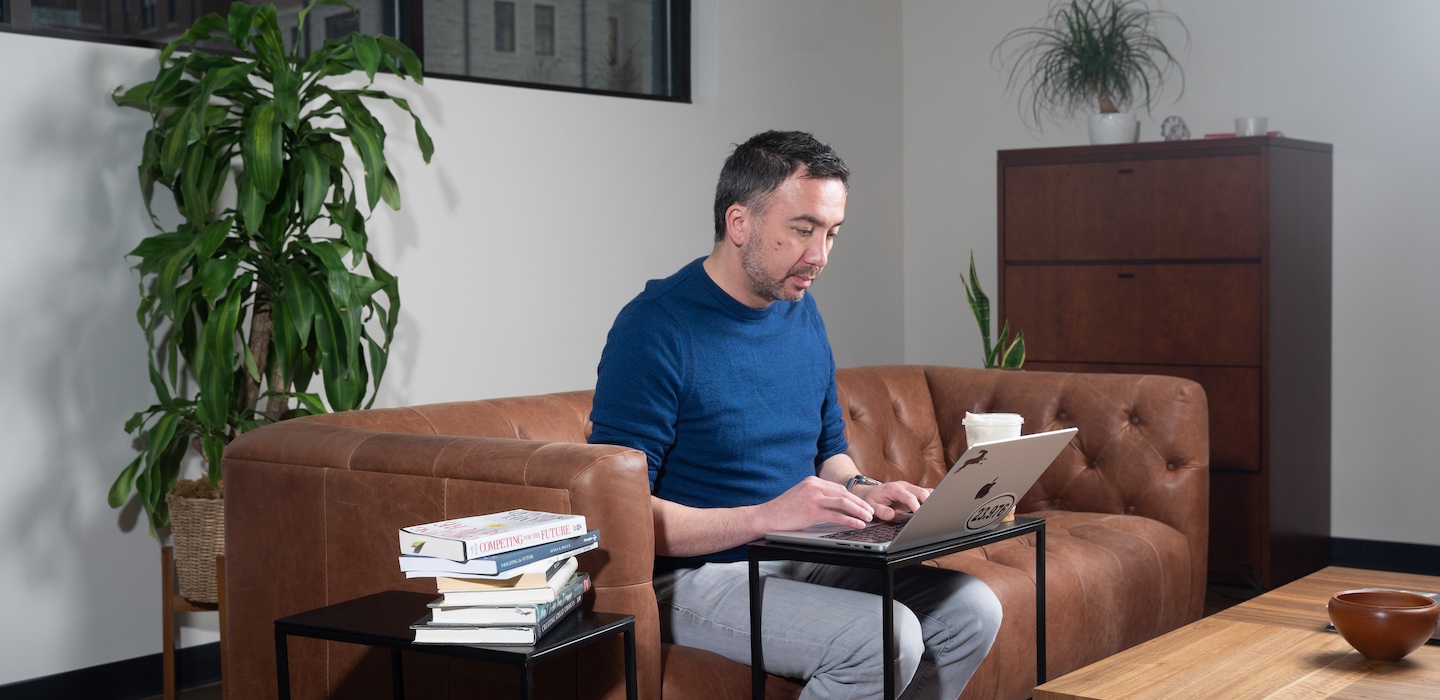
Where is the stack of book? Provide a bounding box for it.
[397,509,599,646]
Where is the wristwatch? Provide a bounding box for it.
[845,474,882,492]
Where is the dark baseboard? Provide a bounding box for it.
[1332,537,1440,577]
[0,642,219,700]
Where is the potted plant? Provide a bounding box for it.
[993,0,1187,143]
[108,0,432,601]
[960,252,1024,369]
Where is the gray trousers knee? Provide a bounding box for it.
[653,560,1002,699]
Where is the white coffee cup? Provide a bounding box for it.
[963,412,1024,445]
[1236,117,1269,137]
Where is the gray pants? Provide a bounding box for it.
[653,560,1002,699]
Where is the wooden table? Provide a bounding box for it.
[1034,566,1440,699]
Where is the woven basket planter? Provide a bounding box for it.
[166,493,225,603]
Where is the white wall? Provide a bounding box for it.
[903,0,1440,548]
[0,0,904,684]
[4,0,1438,687]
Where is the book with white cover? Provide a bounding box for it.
[411,581,586,646]
[403,542,599,579]
[426,572,591,626]
[434,556,579,606]
[398,509,586,563]
[398,530,599,577]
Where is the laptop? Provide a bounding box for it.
[764,427,1078,552]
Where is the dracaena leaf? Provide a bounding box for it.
[376,34,423,84]
[352,33,381,82]
[297,147,330,225]
[242,102,283,202]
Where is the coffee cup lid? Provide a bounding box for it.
[963,412,1024,426]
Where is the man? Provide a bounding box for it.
[589,131,1001,698]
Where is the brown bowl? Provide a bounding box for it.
[1327,589,1439,661]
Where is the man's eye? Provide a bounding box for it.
[795,228,814,237]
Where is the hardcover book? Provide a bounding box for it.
[398,530,600,577]
[411,579,586,646]
[434,556,579,606]
[427,572,591,626]
[399,509,586,563]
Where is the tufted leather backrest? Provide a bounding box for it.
[835,365,1210,592]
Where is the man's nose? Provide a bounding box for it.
[804,237,829,268]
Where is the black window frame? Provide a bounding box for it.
[0,0,691,104]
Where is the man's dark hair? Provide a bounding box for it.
[712,130,849,242]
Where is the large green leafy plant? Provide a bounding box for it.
[993,0,1186,129]
[109,0,433,531]
[960,252,1025,369]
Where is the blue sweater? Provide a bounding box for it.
[589,257,849,569]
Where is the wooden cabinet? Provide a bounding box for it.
[997,137,1333,589]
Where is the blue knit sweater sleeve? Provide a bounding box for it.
[588,296,687,483]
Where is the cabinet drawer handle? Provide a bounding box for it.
[1117,168,1135,174]
[1118,272,1136,279]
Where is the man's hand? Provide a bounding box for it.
[849,480,931,522]
[755,475,877,530]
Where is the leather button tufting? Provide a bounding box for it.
[1166,462,1177,471]
[1129,414,1141,425]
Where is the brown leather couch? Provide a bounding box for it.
[223,365,1208,699]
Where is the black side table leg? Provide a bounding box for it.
[1036,523,1047,685]
[391,648,404,699]
[520,662,534,700]
[624,625,638,700]
[750,557,765,699]
[882,566,896,700]
[275,630,291,699]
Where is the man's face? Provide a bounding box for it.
[738,173,847,306]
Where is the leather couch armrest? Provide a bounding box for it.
[224,418,658,699]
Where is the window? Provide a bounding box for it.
[494,1,515,53]
[533,4,553,56]
[324,8,360,40]
[0,0,690,102]
[606,16,617,66]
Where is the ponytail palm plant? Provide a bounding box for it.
[109,0,433,531]
[993,0,1187,130]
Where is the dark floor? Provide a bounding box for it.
[150,584,1264,699]
[1204,580,1263,616]
[141,682,221,700]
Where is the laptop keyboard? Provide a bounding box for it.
[820,521,905,543]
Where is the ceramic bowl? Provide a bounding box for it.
[1327,589,1439,661]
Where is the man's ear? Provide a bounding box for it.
[724,203,750,248]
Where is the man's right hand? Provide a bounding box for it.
[650,477,876,558]
[756,475,876,531]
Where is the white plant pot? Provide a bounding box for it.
[1088,113,1140,145]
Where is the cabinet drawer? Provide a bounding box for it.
[1026,361,1261,474]
[1003,263,1261,367]
[1002,155,1266,261]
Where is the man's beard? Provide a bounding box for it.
[741,233,820,303]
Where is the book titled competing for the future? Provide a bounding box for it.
[399,509,586,563]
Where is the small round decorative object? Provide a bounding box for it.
[1161,116,1190,141]
[1327,589,1439,661]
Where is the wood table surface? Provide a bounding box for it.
[1033,566,1440,700]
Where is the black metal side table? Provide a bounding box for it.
[747,516,1046,699]
[274,590,637,699]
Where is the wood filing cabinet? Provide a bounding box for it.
[996,137,1333,589]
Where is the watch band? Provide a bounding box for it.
[846,474,881,492]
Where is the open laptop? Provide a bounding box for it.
[764,427,1078,553]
